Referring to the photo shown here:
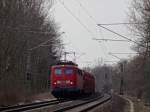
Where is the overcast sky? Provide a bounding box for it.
[52,0,136,67]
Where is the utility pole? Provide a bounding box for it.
[119,61,126,95]
[119,63,124,95]
[64,52,67,61]
[108,52,126,95]
[148,40,150,57]
[73,52,76,62]
[26,50,31,80]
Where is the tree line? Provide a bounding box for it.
[112,0,150,103]
[0,0,62,105]
[91,0,150,104]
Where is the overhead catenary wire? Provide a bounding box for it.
[93,38,130,42]
[56,0,98,63]
[74,0,146,48]
[28,32,64,51]
[58,0,147,63]
[97,22,146,26]
[0,25,64,51]
[28,39,53,51]
[108,52,138,54]
[58,0,96,38]
[73,0,109,58]
[74,0,139,61]
[74,0,98,25]
[57,0,109,63]
[97,24,147,48]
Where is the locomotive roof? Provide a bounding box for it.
[52,61,77,67]
[51,64,78,68]
[56,61,78,66]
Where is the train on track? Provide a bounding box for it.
[50,61,95,98]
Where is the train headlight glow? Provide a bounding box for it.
[70,81,73,85]
[54,82,56,85]
[65,80,73,84]
[57,80,61,84]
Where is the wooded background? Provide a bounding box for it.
[0,0,63,105]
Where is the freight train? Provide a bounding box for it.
[50,61,95,98]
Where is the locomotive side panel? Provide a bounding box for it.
[83,72,95,94]
[76,69,84,91]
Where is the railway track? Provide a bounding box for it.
[0,99,67,112]
[0,93,111,112]
[52,94,111,112]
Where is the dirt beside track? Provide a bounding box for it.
[91,94,128,112]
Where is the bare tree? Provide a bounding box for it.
[0,0,62,105]
[128,0,150,102]
[91,65,112,94]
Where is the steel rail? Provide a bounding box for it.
[0,99,68,112]
[0,93,110,112]
[0,99,57,111]
[53,94,109,112]
[79,94,112,112]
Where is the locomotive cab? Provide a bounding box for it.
[50,61,95,98]
[51,66,76,89]
[50,61,80,98]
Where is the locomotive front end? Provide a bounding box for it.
[51,65,79,98]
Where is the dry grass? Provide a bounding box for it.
[29,92,54,101]
[0,92,54,107]
[128,97,150,112]
[0,90,26,106]
[91,94,128,112]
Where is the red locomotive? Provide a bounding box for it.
[50,61,95,98]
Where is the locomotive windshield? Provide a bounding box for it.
[64,68,73,75]
[54,68,62,75]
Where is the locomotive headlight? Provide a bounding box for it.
[65,80,73,84]
[54,82,56,85]
[57,80,61,84]
[70,81,73,85]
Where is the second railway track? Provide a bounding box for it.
[0,99,68,112]
[0,93,111,112]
